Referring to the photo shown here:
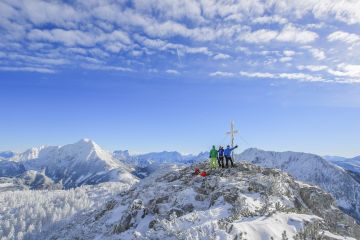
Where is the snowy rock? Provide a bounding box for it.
[47,161,360,240]
[238,148,360,222]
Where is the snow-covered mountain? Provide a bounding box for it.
[0,160,26,177]
[0,151,16,160]
[113,150,130,161]
[113,150,209,178]
[0,170,62,191]
[113,150,208,167]
[45,161,360,240]
[237,148,360,222]
[324,155,360,174]
[3,139,138,189]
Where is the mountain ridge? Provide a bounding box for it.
[1,139,138,189]
[237,148,360,222]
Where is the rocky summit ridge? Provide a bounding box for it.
[45,161,360,240]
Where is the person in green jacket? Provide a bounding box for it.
[209,145,218,169]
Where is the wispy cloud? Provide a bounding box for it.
[327,31,360,44]
[166,69,180,75]
[82,64,133,72]
[0,66,55,73]
[238,24,318,44]
[239,71,326,82]
[0,0,359,84]
[209,71,234,77]
[297,65,328,72]
[213,53,231,60]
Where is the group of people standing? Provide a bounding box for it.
[209,145,238,169]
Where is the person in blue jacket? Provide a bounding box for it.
[218,146,225,168]
[224,145,238,168]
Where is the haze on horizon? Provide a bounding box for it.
[0,0,359,158]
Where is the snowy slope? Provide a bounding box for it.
[0,170,62,191]
[324,155,360,174]
[0,182,131,240]
[46,162,360,240]
[0,160,26,177]
[237,148,360,222]
[10,139,139,189]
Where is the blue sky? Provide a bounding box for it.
[0,0,360,157]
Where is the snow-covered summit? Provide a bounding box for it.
[238,148,360,222]
[46,161,360,240]
[7,139,139,189]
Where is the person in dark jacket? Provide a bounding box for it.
[224,145,238,168]
[218,146,225,168]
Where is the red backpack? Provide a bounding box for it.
[200,171,207,177]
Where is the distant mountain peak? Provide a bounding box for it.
[3,139,138,189]
[74,138,98,148]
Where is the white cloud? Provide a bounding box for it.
[252,15,288,25]
[134,35,212,56]
[239,24,318,44]
[297,65,328,72]
[166,69,180,74]
[279,57,292,62]
[5,53,68,66]
[276,24,318,44]
[327,31,360,44]
[209,71,234,77]
[239,71,325,82]
[27,29,132,49]
[283,50,296,57]
[278,73,324,82]
[28,29,95,46]
[82,64,133,72]
[328,64,360,78]
[271,0,360,25]
[308,48,326,60]
[213,53,231,60]
[0,66,55,73]
[14,0,81,27]
[1,0,359,79]
[238,29,278,43]
[133,0,204,23]
[239,71,276,78]
[104,42,126,53]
